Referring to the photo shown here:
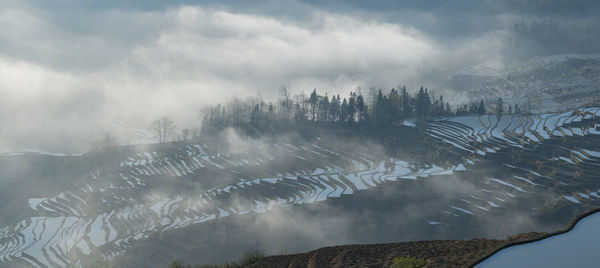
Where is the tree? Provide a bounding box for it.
[478,100,486,115]
[496,97,504,115]
[150,117,175,143]
[389,88,401,118]
[340,98,348,124]
[294,101,302,121]
[251,104,262,124]
[348,92,357,125]
[318,94,329,122]
[294,93,307,121]
[279,87,291,113]
[401,86,411,118]
[423,88,431,117]
[329,95,340,122]
[374,89,384,125]
[356,94,366,125]
[415,87,430,119]
[368,87,377,113]
[309,89,318,122]
[469,102,478,114]
[200,85,519,134]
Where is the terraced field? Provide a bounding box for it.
[1,108,600,267]
[455,55,600,113]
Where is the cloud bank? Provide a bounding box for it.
[0,1,598,152]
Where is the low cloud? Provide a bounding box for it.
[1,1,596,152]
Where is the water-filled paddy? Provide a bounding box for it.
[477,212,600,268]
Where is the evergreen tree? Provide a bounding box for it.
[357,94,366,125]
[340,98,348,124]
[496,97,504,115]
[389,88,401,119]
[415,87,426,119]
[374,89,384,125]
[401,86,411,118]
[478,100,486,115]
[348,93,356,125]
[202,85,520,134]
[329,95,340,122]
[515,103,521,114]
[318,94,330,122]
[423,88,431,117]
[469,102,478,114]
[309,89,318,122]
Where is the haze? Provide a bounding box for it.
[1,0,599,152]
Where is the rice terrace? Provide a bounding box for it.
[1,1,599,267]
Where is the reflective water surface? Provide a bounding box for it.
[477,212,600,268]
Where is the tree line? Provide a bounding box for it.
[201,86,522,133]
[92,87,524,148]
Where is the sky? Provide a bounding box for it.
[1,0,599,152]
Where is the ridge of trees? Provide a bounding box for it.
[201,86,522,133]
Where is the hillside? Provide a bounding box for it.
[2,107,600,267]
[243,233,540,268]
[449,54,600,113]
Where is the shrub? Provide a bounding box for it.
[237,250,264,266]
[390,256,428,268]
[168,250,264,268]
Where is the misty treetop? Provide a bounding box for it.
[200,87,520,134]
[150,117,176,144]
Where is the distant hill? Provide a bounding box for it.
[447,54,600,113]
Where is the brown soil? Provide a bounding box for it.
[246,232,541,268]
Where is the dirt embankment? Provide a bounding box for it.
[245,232,539,268]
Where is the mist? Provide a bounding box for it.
[2,0,598,152]
[2,2,600,267]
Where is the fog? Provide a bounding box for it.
[1,92,597,266]
[1,0,599,152]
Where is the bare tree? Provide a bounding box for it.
[279,87,290,112]
[150,117,175,143]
